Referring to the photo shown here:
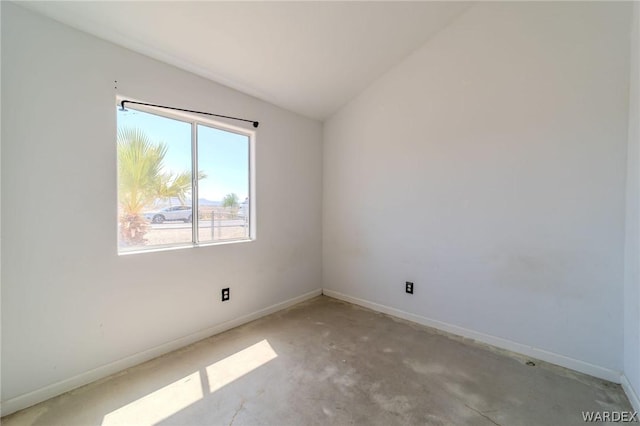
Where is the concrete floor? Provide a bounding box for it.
[2,296,633,426]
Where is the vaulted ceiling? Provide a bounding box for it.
[19,1,471,120]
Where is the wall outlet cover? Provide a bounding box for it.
[406,282,414,294]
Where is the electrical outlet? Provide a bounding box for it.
[222,288,230,301]
[406,282,414,294]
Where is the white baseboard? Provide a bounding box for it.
[1,288,322,417]
[621,374,640,413]
[322,289,622,383]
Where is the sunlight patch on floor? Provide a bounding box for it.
[101,370,203,426]
[205,339,278,393]
[101,339,277,426]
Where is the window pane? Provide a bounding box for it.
[117,107,193,251]
[197,124,250,243]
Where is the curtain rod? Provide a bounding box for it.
[119,100,259,128]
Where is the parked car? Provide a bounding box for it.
[144,206,192,224]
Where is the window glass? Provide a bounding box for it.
[116,103,253,253]
[197,124,250,243]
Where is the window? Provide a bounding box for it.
[116,101,254,253]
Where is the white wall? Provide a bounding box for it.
[1,2,322,410]
[2,0,637,415]
[624,2,640,411]
[324,2,631,377]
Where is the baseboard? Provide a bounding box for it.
[322,289,621,383]
[1,288,322,417]
[621,374,640,413]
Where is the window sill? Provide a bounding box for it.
[118,238,254,256]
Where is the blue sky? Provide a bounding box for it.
[117,107,249,202]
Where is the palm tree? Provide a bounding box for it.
[118,128,167,245]
[117,128,200,245]
[155,171,192,207]
[222,193,240,218]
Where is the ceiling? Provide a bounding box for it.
[19,1,471,121]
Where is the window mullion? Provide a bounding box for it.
[191,122,199,244]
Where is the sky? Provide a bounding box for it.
[117,106,249,202]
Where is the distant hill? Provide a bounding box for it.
[198,198,222,207]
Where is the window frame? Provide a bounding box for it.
[116,97,256,255]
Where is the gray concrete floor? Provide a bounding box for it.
[2,296,634,426]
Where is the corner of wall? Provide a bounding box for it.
[623,0,640,413]
[622,374,640,413]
